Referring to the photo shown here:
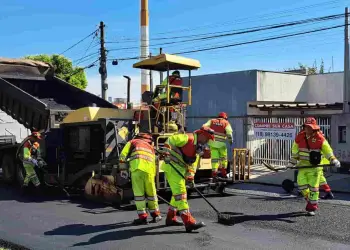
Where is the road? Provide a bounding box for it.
[0,183,350,250]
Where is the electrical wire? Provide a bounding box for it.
[75,31,100,65]
[107,0,343,43]
[106,13,343,52]
[59,29,99,55]
[108,24,344,61]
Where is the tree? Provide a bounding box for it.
[286,59,327,75]
[24,54,88,90]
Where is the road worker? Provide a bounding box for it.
[160,127,214,232]
[296,124,334,200]
[153,70,183,105]
[202,112,233,178]
[119,133,162,225]
[22,131,43,190]
[289,117,340,216]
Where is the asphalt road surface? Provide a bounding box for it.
[1,183,350,250]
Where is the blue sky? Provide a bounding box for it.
[0,0,348,102]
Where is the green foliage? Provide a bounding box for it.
[287,59,328,75]
[24,54,88,90]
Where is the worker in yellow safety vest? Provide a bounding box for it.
[289,117,340,216]
[119,133,162,225]
[296,124,334,199]
[153,70,183,104]
[22,131,43,190]
[160,127,214,233]
[202,112,233,178]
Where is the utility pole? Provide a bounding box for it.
[159,47,163,85]
[344,7,349,113]
[99,21,108,100]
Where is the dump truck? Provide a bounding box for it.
[0,58,118,189]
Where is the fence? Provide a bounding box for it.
[246,116,331,166]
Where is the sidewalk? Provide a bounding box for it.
[244,164,350,193]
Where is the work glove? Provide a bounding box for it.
[37,160,46,169]
[330,158,341,168]
[120,170,129,179]
[185,171,195,188]
[30,158,38,166]
[286,161,295,168]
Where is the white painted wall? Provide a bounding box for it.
[257,71,344,103]
[298,72,343,103]
[331,113,350,163]
[257,71,306,101]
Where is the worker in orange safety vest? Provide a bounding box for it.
[160,127,214,232]
[119,133,162,225]
[295,123,334,200]
[202,112,233,178]
[289,117,340,216]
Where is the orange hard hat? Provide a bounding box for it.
[218,112,228,120]
[31,131,42,139]
[194,127,215,141]
[304,117,320,130]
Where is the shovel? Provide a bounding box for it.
[167,161,235,225]
[262,161,335,172]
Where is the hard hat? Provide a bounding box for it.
[303,117,320,130]
[218,112,228,120]
[167,121,178,133]
[172,70,180,76]
[194,127,215,141]
[31,131,42,139]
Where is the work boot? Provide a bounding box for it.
[321,192,334,200]
[307,211,316,216]
[132,217,148,225]
[180,211,206,233]
[185,221,206,233]
[165,209,183,226]
[151,215,162,223]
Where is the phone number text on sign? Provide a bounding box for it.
[253,122,296,140]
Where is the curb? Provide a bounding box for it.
[229,180,350,195]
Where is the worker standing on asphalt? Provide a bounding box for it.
[22,131,42,190]
[295,123,335,199]
[289,117,340,216]
[202,112,233,178]
[160,127,214,232]
[119,133,162,225]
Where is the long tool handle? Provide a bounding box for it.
[157,194,172,206]
[168,162,220,214]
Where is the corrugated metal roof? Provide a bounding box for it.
[249,102,347,110]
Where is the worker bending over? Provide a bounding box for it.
[22,131,43,190]
[203,112,233,178]
[289,117,340,216]
[161,127,214,232]
[119,133,162,225]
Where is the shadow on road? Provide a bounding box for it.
[71,224,189,247]
[44,222,132,236]
[217,211,307,225]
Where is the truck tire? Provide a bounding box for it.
[1,154,16,184]
[16,163,25,187]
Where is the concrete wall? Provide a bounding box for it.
[0,111,30,142]
[257,71,306,101]
[185,70,257,117]
[331,113,350,163]
[297,72,343,103]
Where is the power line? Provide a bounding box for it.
[75,31,99,65]
[107,0,343,43]
[59,29,99,55]
[109,24,344,61]
[107,13,343,52]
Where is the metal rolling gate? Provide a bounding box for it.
[246,116,331,166]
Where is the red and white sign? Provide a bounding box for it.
[253,122,296,140]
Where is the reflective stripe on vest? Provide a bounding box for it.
[129,139,155,163]
[165,133,196,168]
